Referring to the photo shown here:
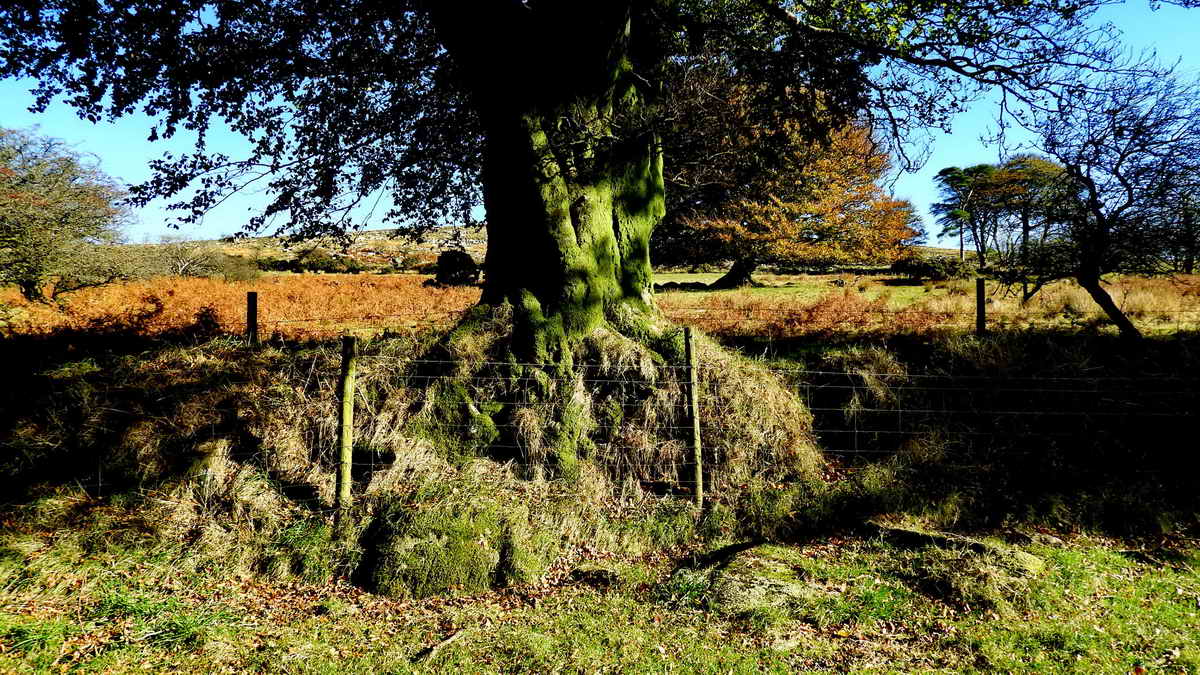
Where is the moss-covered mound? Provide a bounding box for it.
[1,306,823,599]
[660,535,1044,635]
[407,303,822,491]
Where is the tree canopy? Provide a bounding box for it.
[933,157,1066,270]
[2,0,1181,236]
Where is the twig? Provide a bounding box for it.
[413,628,471,663]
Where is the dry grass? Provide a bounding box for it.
[659,288,952,338]
[659,274,1200,338]
[0,274,480,339]
[4,272,1199,342]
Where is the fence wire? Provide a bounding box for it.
[59,294,1200,505]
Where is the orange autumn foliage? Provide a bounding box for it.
[685,126,921,268]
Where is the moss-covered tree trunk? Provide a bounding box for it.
[433,3,665,361]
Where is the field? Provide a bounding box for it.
[3,513,1198,672]
[0,274,480,339]
[3,269,1199,672]
[4,270,1200,340]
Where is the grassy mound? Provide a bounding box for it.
[407,303,821,490]
[1,306,822,599]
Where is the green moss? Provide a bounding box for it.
[545,394,595,481]
[495,514,557,586]
[594,395,624,441]
[513,290,569,364]
[605,300,681,364]
[371,497,504,599]
[407,378,502,464]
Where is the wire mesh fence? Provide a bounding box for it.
[65,343,1197,514]
[41,290,1199,510]
[179,334,1193,513]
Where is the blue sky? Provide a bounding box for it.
[889,1,1200,244]
[2,1,1197,246]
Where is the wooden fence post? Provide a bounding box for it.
[246,291,259,346]
[684,327,703,509]
[975,278,987,337]
[335,335,358,530]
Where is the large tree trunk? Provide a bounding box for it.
[434,3,664,361]
[364,2,819,512]
[709,257,759,289]
[477,110,663,359]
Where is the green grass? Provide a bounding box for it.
[1,512,1197,672]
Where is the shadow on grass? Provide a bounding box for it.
[0,323,322,507]
[718,327,1200,539]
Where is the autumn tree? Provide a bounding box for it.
[664,123,923,288]
[0,127,130,302]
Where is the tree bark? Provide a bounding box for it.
[433,3,665,360]
[17,280,45,303]
[709,258,759,289]
[1020,209,1030,305]
[1077,274,1143,342]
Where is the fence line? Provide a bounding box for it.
[225,283,1200,343]
[306,346,1196,510]
[52,294,1199,506]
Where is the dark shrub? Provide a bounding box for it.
[214,254,262,282]
[434,250,480,286]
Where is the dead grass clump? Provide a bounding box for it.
[895,542,1044,615]
[821,346,908,411]
[693,334,822,484]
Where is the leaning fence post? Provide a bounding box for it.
[975,278,987,337]
[684,327,703,509]
[335,335,359,530]
[246,291,259,346]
